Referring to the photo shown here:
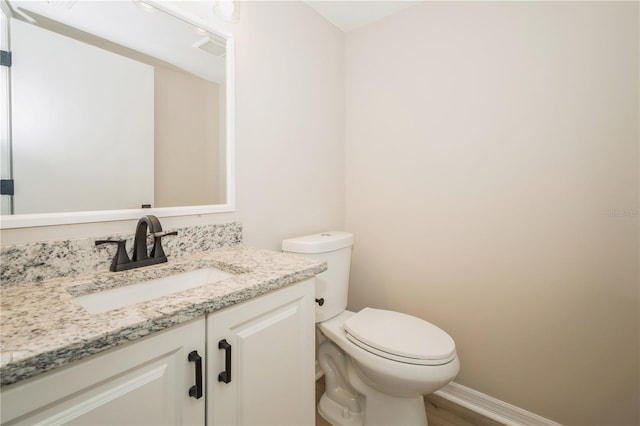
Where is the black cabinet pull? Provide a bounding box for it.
[218,339,232,384]
[188,351,203,399]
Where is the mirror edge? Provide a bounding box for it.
[0,1,235,230]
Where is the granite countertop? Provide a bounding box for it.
[0,245,326,387]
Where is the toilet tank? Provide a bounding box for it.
[282,232,353,322]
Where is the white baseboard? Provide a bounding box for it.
[434,382,562,426]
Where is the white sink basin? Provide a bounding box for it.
[74,267,234,314]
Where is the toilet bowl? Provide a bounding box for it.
[321,310,460,397]
[282,232,459,426]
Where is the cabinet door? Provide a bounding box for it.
[1,318,205,425]
[207,279,315,426]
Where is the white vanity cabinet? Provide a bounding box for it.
[1,278,316,426]
[0,318,206,425]
[207,278,316,426]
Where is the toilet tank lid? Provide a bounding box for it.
[282,232,353,254]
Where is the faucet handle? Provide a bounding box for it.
[152,230,178,238]
[95,239,131,272]
[150,231,178,259]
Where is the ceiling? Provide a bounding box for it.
[305,1,422,32]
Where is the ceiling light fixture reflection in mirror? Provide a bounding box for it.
[0,0,234,229]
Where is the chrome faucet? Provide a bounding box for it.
[96,215,177,272]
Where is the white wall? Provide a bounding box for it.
[232,1,346,249]
[0,1,345,249]
[345,2,639,425]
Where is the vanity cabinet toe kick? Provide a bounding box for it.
[0,278,316,426]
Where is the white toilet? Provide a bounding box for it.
[282,232,460,426]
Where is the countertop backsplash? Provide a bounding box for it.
[0,222,242,289]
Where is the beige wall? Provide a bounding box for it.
[0,1,346,249]
[154,66,221,207]
[345,2,639,425]
[233,1,346,249]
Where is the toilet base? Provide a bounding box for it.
[318,387,427,426]
[318,393,364,426]
[348,363,428,426]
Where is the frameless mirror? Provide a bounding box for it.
[0,0,234,228]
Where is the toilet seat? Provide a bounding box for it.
[343,308,456,366]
